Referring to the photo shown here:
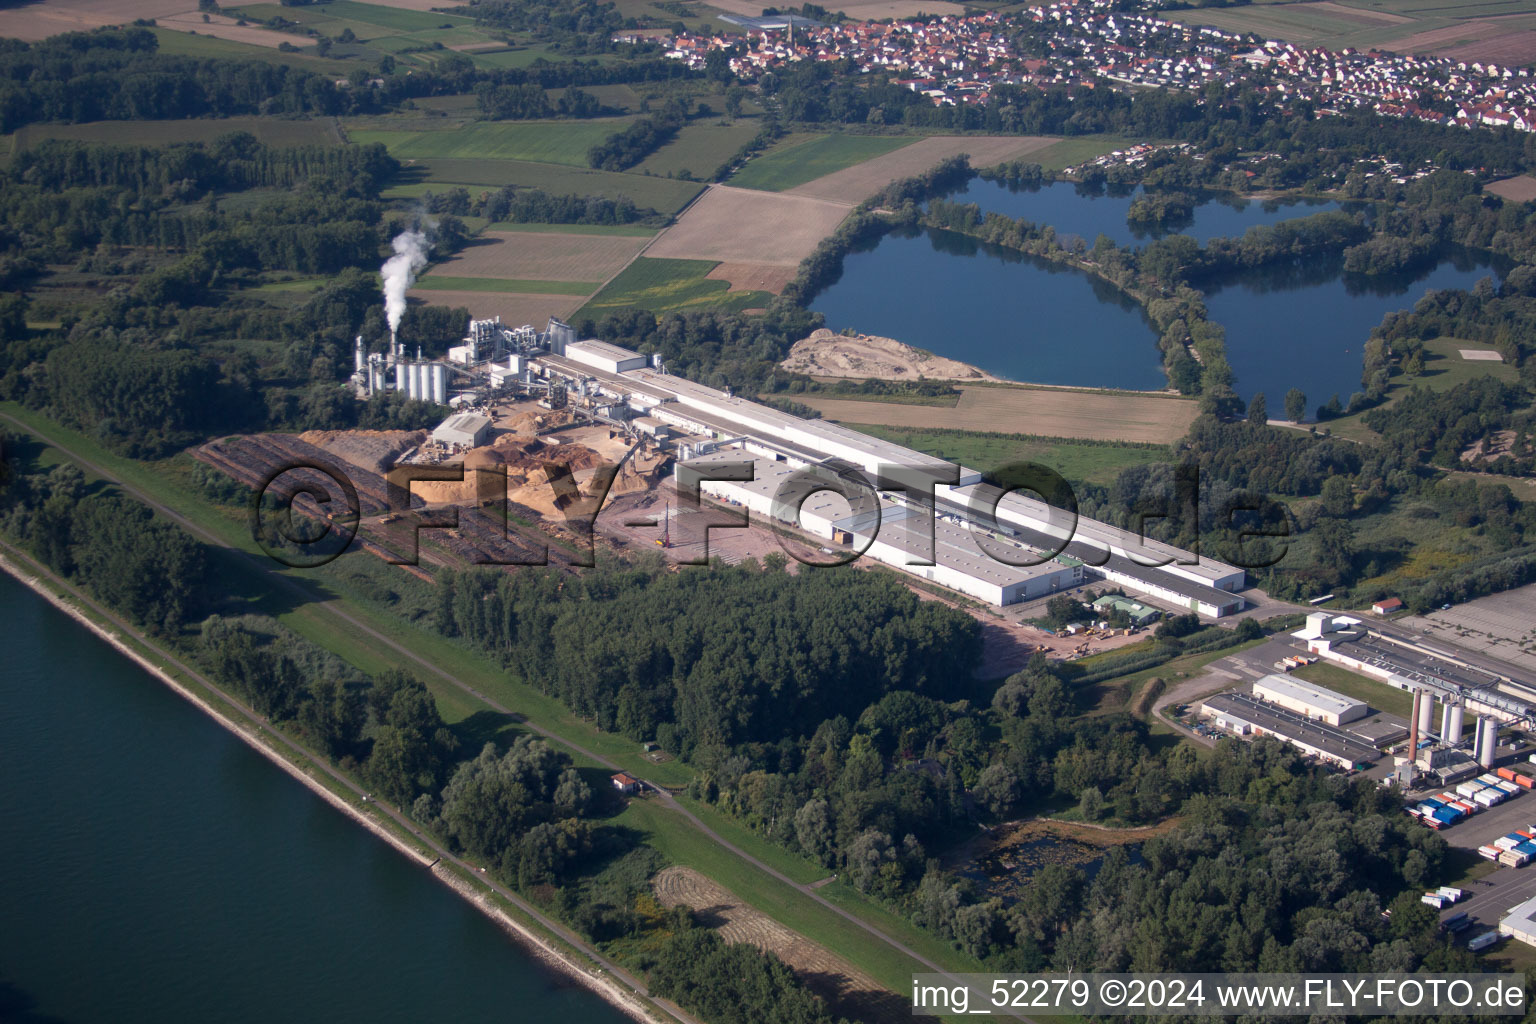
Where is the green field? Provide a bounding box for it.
[232,0,476,33]
[147,27,344,69]
[383,158,703,212]
[727,133,918,192]
[351,119,633,166]
[579,257,773,314]
[1026,135,1141,173]
[7,117,338,156]
[1319,336,1518,442]
[413,275,598,295]
[1292,661,1415,719]
[635,119,763,178]
[840,423,1170,487]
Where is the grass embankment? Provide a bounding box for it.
[843,422,1169,487]
[0,402,978,1001]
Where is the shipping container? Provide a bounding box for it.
[1423,798,1447,810]
[1433,808,1461,825]
[1456,781,1484,799]
[1517,841,1536,858]
[1495,782,1522,796]
[1475,790,1502,808]
[1496,836,1523,851]
[1468,931,1502,952]
[1501,849,1532,867]
[1442,911,1470,932]
[1438,886,1465,901]
[1449,800,1477,815]
[1498,767,1519,782]
[1422,893,1447,908]
[1479,845,1502,859]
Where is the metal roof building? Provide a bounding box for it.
[1500,894,1536,947]
[1252,673,1368,726]
[431,413,491,449]
[1201,692,1377,769]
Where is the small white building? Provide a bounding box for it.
[1500,894,1536,947]
[1252,673,1367,726]
[565,340,647,374]
[432,412,491,448]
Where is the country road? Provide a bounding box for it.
[1,412,1016,1022]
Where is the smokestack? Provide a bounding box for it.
[381,228,430,339]
[1408,690,1421,758]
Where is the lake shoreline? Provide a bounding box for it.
[0,550,663,1024]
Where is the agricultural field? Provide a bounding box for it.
[430,230,651,282]
[635,119,763,178]
[835,423,1170,487]
[349,119,634,166]
[644,185,852,266]
[786,134,1059,204]
[485,223,659,237]
[0,0,187,41]
[1025,135,1143,173]
[795,384,1199,444]
[727,133,920,192]
[579,257,775,315]
[406,290,587,327]
[1169,0,1536,63]
[6,117,339,156]
[412,275,600,295]
[385,159,705,213]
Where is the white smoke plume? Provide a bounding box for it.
[381,228,431,334]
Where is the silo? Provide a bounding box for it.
[408,362,421,401]
[431,363,447,406]
[1417,692,1435,735]
[395,362,407,392]
[1447,703,1465,745]
[1475,717,1497,767]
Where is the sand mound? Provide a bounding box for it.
[301,429,425,475]
[411,437,608,508]
[781,328,997,382]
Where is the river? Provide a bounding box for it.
[0,570,632,1024]
[810,180,1505,403]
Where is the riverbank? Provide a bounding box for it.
[0,550,664,1024]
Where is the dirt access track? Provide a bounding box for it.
[653,866,919,1024]
[645,185,853,267]
[787,135,1058,205]
[799,384,1198,444]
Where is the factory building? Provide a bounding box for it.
[527,341,1248,617]
[686,450,1082,606]
[1201,692,1377,769]
[431,412,491,449]
[1091,594,1162,627]
[1252,673,1368,726]
[565,340,650,374]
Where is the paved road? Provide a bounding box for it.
[0,535,702,1024]
[4,413,994,1017]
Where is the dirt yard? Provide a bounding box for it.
[706,262,799,294]
[431,230,651,282]
[644,185,852,266]
[782,328,997,381]
[0,0,187,40]
[652,866,913,1024]
[800,385,1198,444]
[405,289,586,328]
[786,135,1058,204]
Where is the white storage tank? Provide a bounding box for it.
[431,363,447,406]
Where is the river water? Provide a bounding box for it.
[810,180,1505,402]
[0,571,631,1024]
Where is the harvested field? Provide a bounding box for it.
[705,262,798,294]
[385,158,705,213]
[405,289,586,327]
[1385,15,1536,56]
[0,0,187,39]
[652,866,913,1024]
[801,385,1198,444]
[786,135,1057,204]
[782,327,996,381]
[1441,29,1536,64]
[432,230,650,282]
[1486,175,1536,203]
[645,185,852,266]
[1303,1,1411,25]
[835,0,966,16]
[12,116,339,151]
[156,10,304,48]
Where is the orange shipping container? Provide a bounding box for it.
[1499,767,1520,782]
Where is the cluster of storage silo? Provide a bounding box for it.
[393,360,448,405]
